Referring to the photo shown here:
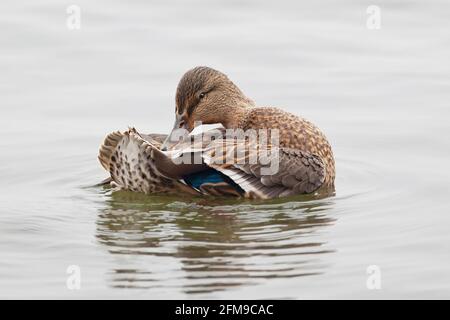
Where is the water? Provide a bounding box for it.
[1,0,450,299]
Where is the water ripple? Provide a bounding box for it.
[96,191,336,294]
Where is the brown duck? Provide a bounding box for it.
[98,66,335,199]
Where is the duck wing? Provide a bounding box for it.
[172,134,327,199]
[207,147,326,198]
[98,128,200,195]
[140,133,168,146]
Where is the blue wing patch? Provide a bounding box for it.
[182,168,244,194]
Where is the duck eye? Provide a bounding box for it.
[199,92,206,99]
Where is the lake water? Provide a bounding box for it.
[1,0,450,299]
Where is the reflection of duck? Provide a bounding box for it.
[98,67,335,199]
[96,192,336,293]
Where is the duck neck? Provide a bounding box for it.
[222,104,252,129]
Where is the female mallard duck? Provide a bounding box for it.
[98,66,335,199]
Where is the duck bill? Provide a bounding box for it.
[161,115,189,151]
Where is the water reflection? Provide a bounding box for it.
[96,191,336,294]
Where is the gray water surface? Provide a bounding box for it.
[1,0,450,299]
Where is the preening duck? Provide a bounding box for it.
[98,67,335,199]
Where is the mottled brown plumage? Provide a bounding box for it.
[99,129,200,196]
[238,107,335,187]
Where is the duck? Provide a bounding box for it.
[98,66,335,199]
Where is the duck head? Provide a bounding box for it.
[161,66,254,150]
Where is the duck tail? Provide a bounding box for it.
[98,131,123,171]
